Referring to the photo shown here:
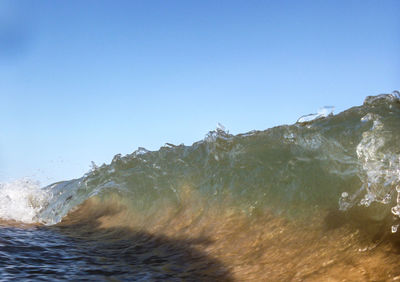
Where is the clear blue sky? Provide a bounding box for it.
[1,0,399,185]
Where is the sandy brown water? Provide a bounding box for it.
[38,195,400,281]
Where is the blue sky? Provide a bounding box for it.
[1,0,399,185]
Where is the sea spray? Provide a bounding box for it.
[0,179,48,223]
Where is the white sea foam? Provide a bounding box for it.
[0,179,49,223]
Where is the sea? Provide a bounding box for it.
[0,92,399,281]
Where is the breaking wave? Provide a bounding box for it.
[1,92,400,233]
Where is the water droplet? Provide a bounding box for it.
[391,205,400,216]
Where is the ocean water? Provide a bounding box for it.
[1,92,400,281]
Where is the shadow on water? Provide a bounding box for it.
[53,227,233,281]
[0,205,233,281]
[54,200,233,281]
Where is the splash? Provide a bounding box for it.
[0,179,49,223]
[297,105,334,123]
[339,93,400,229]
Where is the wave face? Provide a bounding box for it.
[26,92,398,229]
